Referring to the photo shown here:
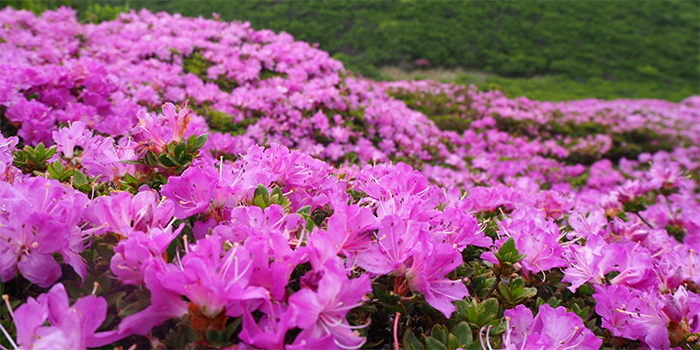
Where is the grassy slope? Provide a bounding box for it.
[5,0,699,101]
[130,0,700,101]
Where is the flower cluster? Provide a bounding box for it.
[0,6,699,350]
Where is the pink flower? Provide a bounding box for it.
[406,242,469,318]
[502,304,601,350]
[288,260,371,349]
[12,283,124,349]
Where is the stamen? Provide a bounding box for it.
[92,282,100,296]
[559,326,580,344]
[0,322,17,350]
[175,248,184,271]
[41,182,51,211]
[485,325,494,350]
[479,326,487,350]
[2,295,14,320]
[219,156,224,182]
[503,316,511,347]
[265,292,278,331]
[393,312,400,350]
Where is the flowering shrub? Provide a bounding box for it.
[1,7,699,350]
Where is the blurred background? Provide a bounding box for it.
[4,0,699,101]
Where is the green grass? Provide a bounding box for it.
[126,0,699,85]
[457,75,698,102]
[4,0,698,102]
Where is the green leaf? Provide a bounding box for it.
[105,291,127,307]
[451,321,472,346]
[297,205,312,216]
[124,173,139,186]
[224,317,242,339]
[546,296,562,308]
[118,292,151,317]
[47,160,62,179]
[447,333,460,350]
[254,184,270,204]
[206,329,222,344]
[431,324,447,345]
[402,330,425,350]
[187,133,197,152]
[454,300,470,321]
[145,151,159,167]
[167,153,184,167]
[174,140,187,158]
[466,298,499,328]
[495,237,526,265]
[72,169,88,187]
[194,134,208,150]
[425,337,448,350]
[95,243,115,261]
[253,194,267,209]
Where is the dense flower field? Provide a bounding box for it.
[1,7,699,350]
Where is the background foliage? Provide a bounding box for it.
[3,0,699,100]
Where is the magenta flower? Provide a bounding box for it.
[562,235,615,292]
[356,214,428,275]
[406,242,469,318]
[239,307,293,350]
[288,260,371,349]
[324,201,380,259]
[501,304,601,350]
[0,177,89,287]
[88,189,174,236]
[52,121,91,159]
[593,284,700,350]
[433,206,491,251]
[160,161,218,219]
[161,235,267,318]
[485,206,566,276]
[114,258,189,338]
[110,225,182,285]
[12,283,124,349]
[533,190,572,219]
[567,210,607,239]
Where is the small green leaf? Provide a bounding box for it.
[73,170,88,187]
[46,145,57,156]
[253,194,267,209]
[425,337,448,350]
[194,134,208,150]
[447,333,460,350]
[431,324,447,345]
[145,151,159,167]
[35,142,46,155]
[187,133,197,152]
[297,205,312,216]
[496,237,526,265]
[206,329,222,344]
[47,161,61,179]
[124,173,139,186]
[451,321,472,346]
[402,330,425,350]
[105,291,127,307]
[254,184,270,204]
[174,140,187,158]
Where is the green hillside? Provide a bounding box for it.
[133,1,699,81]
[5,0,699,101]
